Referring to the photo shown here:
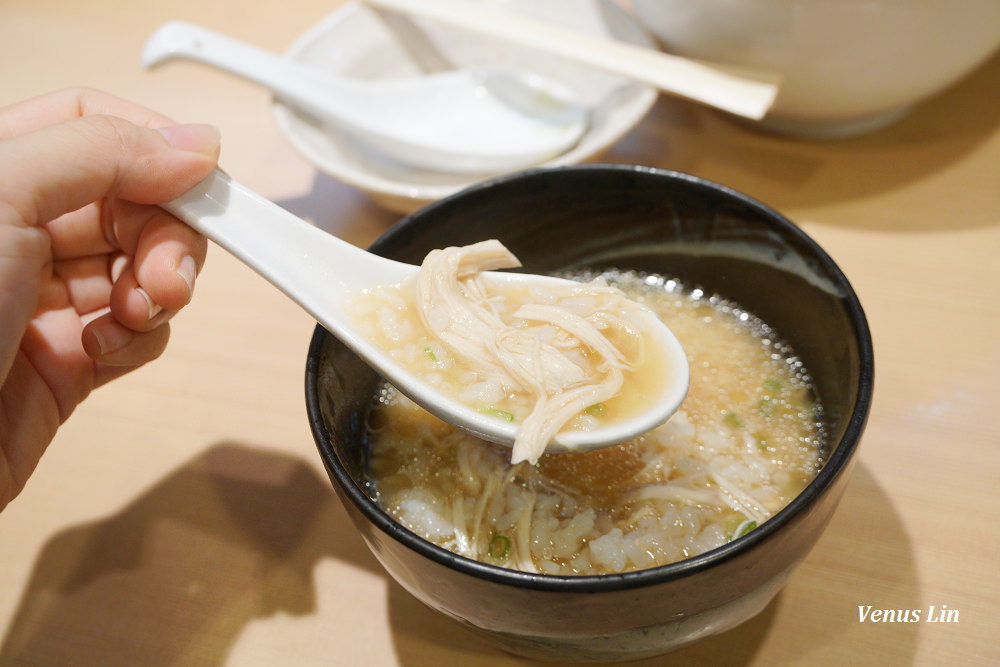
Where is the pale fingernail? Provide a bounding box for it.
[136,287,163,320]
[110,254,130,282]
[176,255,197,298]
[92,323,133,356]
[157,123,221,157]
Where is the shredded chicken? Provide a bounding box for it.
[413,240,644,464]
[368,269,823,575]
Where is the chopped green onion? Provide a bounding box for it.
[763,377,783,392]
[754,432,769,451]
[724,411,744,428]
[730,519,757,541]
[585,403,607,417]
[757,397,774,416]
[479,407,515,422]
[423,346,438,362]
[488,532,511,559]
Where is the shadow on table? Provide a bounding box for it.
[383,462,920,667]
[606,49,1000,232]
[0,447,918,667]
[0,443,377,667]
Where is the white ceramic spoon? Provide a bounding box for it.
[164,171,690,453]
[364,0,781,120]
[142,21,588,174]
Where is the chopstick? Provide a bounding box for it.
[361,0,780,120]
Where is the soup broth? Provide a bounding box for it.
[363,271,824,575]
[346,240,681,463]
[347,282,671,426]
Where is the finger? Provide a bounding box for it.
[82,310,171,369]
[48,197,207,311]
[104,209,206,326]
[48,204,205,334]
[19,307,96,423]
[110,252,130,282]
[42,202,114,260]
[0,87,177,139]
[35,262,67,315]
[107,258,177,332]
[132,208,207,312]
[51,254,113,316]
[45,195,208,267]
[0,114,219,230]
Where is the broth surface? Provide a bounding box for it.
[363,271,823,575]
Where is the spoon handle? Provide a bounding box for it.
[161,170,414,334]
[142,22,366,125]
[364,0,780,119]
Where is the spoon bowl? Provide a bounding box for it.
[143,21,588,173]
[163,171,688,453]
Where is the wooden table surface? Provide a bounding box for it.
[2,1,998,665]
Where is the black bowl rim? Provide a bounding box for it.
[306,164,874,593]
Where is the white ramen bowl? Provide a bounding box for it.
[631,0,1000,137]
[272,0,658,212]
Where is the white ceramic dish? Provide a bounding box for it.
[271,0,658,213]
[631,0,1000,138]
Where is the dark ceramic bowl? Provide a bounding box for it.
[305,165,874,661]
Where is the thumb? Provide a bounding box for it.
[0,115,219,230]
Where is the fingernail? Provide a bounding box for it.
[157,123,221,157]
[92,323,134,356]
[176,255,197,298]
[136,287,163,320]
[110,254,130,282]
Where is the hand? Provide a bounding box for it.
[0,88,220,511]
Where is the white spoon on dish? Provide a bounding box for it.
[364,0,781,120]
[142,21,588,174]
[163,171,690,454]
